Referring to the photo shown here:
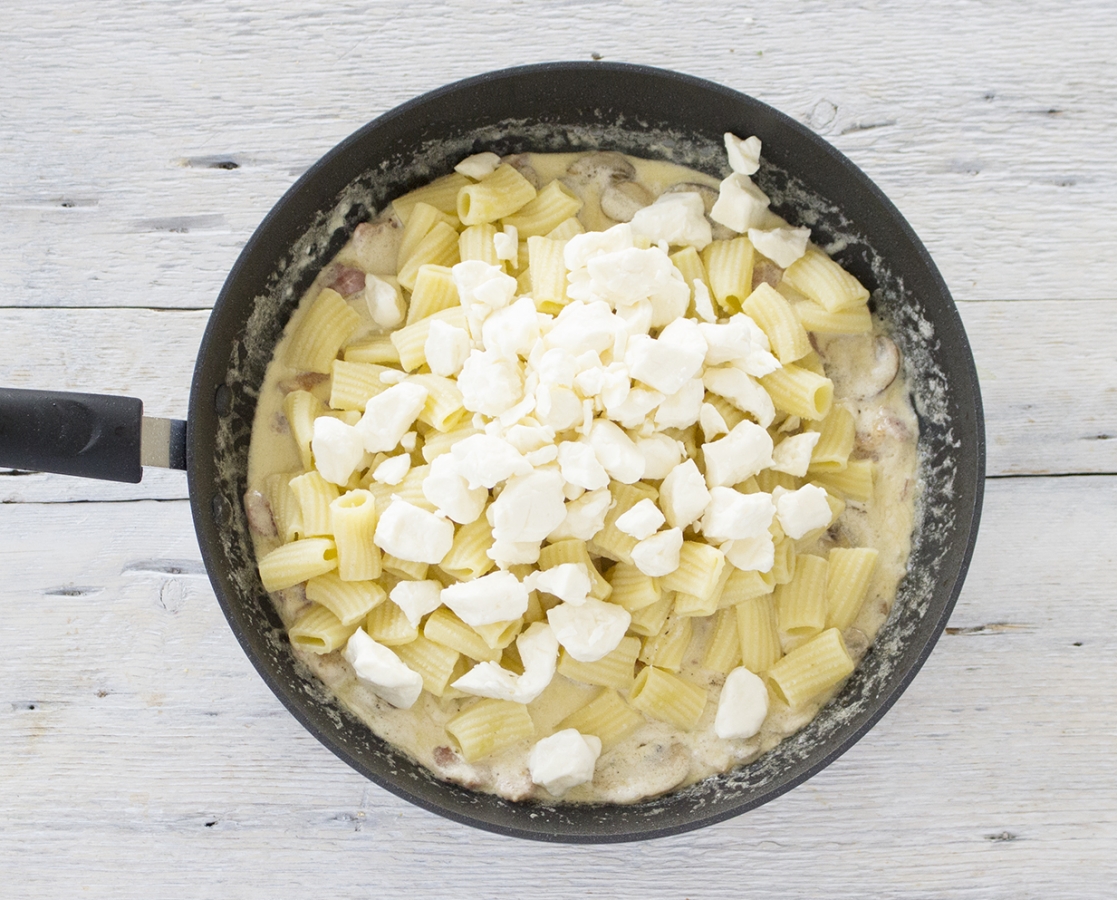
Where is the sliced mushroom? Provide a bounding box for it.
[663,181,718,214]
[502,153,542,189]
[592,741,690,804]
[566,150,636,184]
[326,263,367,297]
[243,489,277,537]
[342,219,402,276]
[864,335,901,397]
[751,258,784,290]
[600,180,654,222]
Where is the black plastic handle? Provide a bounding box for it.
[0,387,144,483]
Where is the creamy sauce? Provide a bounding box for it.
[246,151,919,804]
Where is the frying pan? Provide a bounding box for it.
[0,62,984,842]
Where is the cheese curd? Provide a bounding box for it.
[247,143,920,807]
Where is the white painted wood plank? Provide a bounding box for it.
[1,477,1115,898]
[1,0,1116,308]
[3,300,1116,504]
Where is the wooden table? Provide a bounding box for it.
[3,2,1116,896]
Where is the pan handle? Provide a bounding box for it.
[0,387,187,483]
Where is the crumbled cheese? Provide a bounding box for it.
[625,317,707,396]
[546,597,632,662]
[389,580,443,628]
[710,174,771,233]
[702,420,775,488]
[534,383,584,431]
[578,247,689,327]
[526,563,592,605]
[597,364,631,412]
[503,423,555,454]
[635,433,684,480]
[557,441,610,491]
[631,527,684,577]
[724,133,762,176]
[545,300,624,355]
[659,459,711,529]
[629,192,713,251]
[563,222,634,271]
[771,431,822,477]
[747,226,811,268]
[456,349,524,417]
[702,367,776,427]
[653,377,704,429]
[365,274,405,329]
[373,499,454,564]
[606,386,664,429]
[699,402,729,442]
[421,452,487,524]
[721,533,775,572]
[425,319,471,378]
[311,416,366,486]
[494,225,518,262]
[535,347,580,388]
[615,497,666,540]
[372,453,411,486]
[449,433,532,490]
[399,431,418,452]
[699,487,775,542]
[343,628,423,709]
[524,444,559,467]
[453,622,559,704]
[379,370,406,385]
[528,729,603,797]
[548,487,613,542]
[714,666,769,739]
[487,467,568,543]
[487,539,542,567]
[482,296,540,360]
[440,570,530,626]
[699,313,780,374]
[454,151,501,180]
[355,382,430,453]
[692,279,717,323]
[587,419,645,484]
[775,483,833,539]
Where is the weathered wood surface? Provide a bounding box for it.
[3,0,1117,896]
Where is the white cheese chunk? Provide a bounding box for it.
[503,423,555,454]
[625,317,707,395]
[487,467,568,543]
[373,499,454,564]
[629,192,713,251]
[635,433,684,480]
[699,487,775,542]
[365,274,405,329]
[545,300,624,355]
[724,133,762,176]
[454,151,501,180]
[524,444,559,467]
[372,453,411,486]
[482,295,540,360]
[581,247,689,326]
[653,377,705,429]
[747,226,811,269]
[457,349,524,417]
[775,483,833,539]
[547,597,632,662]
[721,533,775,572]
[424,319,471,378]
[615,498,666,540]
[440,570,530,626]
[343,628,423,709]
[526,563,592,606]
[631,527,684,577]
[557,441,610,491]
[494,225,518,262]
[528,729,603,797]
[389,580,443,628]
[588,419,645,484]
[534,383,584,431]
[659,459,711,529]
[699,402,729,442]
[450,433,533,490]
[311,416,366,486]
[702,420,775,488]
[400,431,418,452]
[714,666,769,739]
[710,173,771,233]
[563,223,634,271]
[355,382,430,453]
[606,386,664,429]
[487,539,542,567]
[771,431,822,477]
[379,369,406,385]
[702,366,776,427]
[422,452,487,524]
[452,622,559,704]
[452,260,517,314]
[699,313,779,374]
[692,279,717,323]
[548,487,613,542]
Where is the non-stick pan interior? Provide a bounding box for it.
[188,62,984,842]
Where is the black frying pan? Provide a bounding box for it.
[0,62,984,842]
